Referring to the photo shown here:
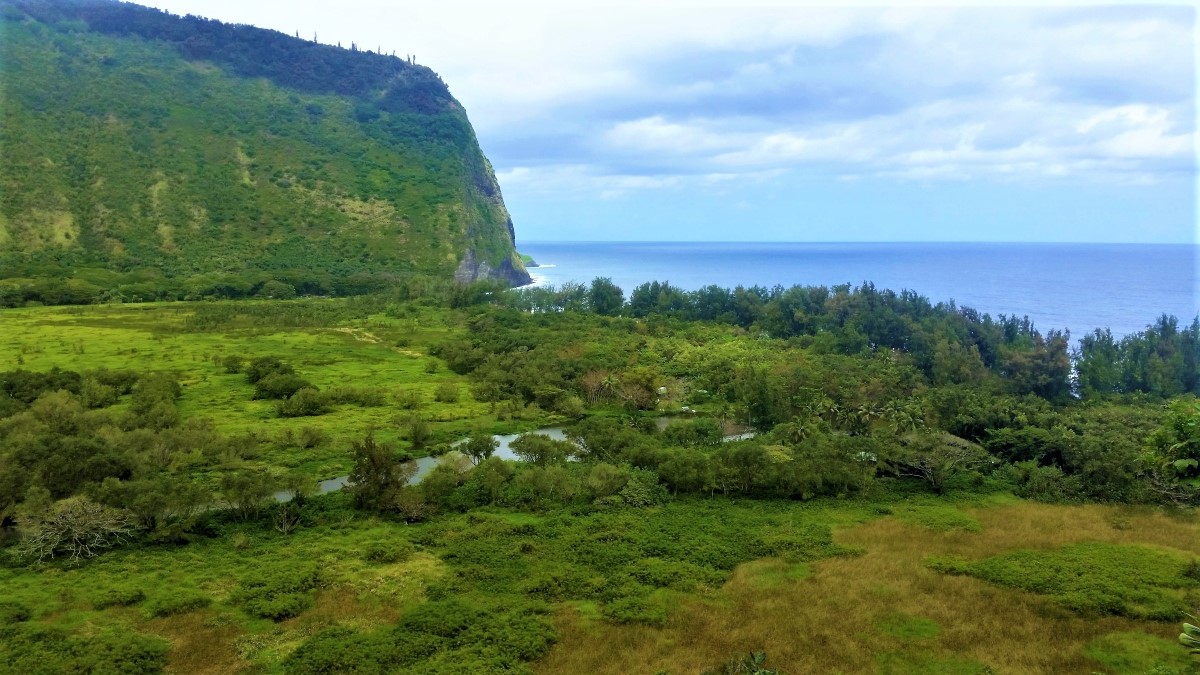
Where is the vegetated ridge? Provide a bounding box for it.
[0,0,531,301]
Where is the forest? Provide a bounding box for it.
[0,278,1197,674]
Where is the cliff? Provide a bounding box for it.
[0,0,530,300]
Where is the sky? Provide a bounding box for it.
[138,1,1197,244]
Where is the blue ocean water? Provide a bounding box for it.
[519,242,1199,339]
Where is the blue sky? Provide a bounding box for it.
[141,1,1197,243]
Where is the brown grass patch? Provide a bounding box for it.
[145,610,247,675]
[534,502,1198,675]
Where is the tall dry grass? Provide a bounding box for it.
[534,502,1198,674]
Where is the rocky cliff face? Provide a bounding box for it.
[454,250,531,286]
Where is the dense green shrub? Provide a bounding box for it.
[363,539,414,564]
[276,388,332,417]
[0,602,31,624]
[254,373,314,400]
[232,563,323,620]
[602,593,671,626]
[91,586,146,609]
[0,624,169,675]
[928,543,1198,619]
[245,357,294,384]
[143,590,212,618]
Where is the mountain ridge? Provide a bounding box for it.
[0,0,531,303]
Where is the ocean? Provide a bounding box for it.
[518,242,1199,339]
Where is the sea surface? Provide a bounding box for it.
[519,242,1199,339]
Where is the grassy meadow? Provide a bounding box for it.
[1,298,1197,674]
[0,300,554,479]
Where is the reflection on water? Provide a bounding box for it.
[277,422,756,501]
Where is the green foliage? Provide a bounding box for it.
[433,382,460,403]
[601,592,672,626]
[276,388,332,417]
[283,599,554,673]
[0,3,528,300]
[928,542,1199,619]
[0,624,169,675]
[363,539,414,564]
[702,650,780,675]
[1084,632,1196,672]
[0,602,31,624]
[348,434,416,513]
[90,586,147,610]
[231,563,323,620]
[143,589,212,618]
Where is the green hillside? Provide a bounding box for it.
[0,0,530,304]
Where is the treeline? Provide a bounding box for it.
[1076,315,1200,398]
[0,270,496,307]
[502,278,1200,400]
[5,0,454,115]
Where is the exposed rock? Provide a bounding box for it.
[454,249,533,287]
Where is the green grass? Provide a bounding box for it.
[0,301,558,478]
[928,541,1200,619]
[1083,631,1197,674]
[876,613,942,641]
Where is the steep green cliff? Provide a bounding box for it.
[0,0,530,302]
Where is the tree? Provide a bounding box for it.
[890,432,992,494]
[348,434,416,513]
[588,277,624,316]
[16,496,136,562]
[220,468,278,521]
[509,433,573,466]
[461,431,498,465]
[1144,398,1200,505]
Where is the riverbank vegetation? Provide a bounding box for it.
[0,280,1197,673]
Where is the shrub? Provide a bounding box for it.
[245,356,294,384]
[254,373,314,400]
[0,601,31,624]
[220,355,244,374]
[92,587,146,609]
[364,539,414,564]
[329,386,387,407]
[298,425,328,448]
[602,593,670,626]
[433,382,459,403]
[143,590,212,618]
[232,564,323,621]
[395,388,423,409]
[277,388,331,417]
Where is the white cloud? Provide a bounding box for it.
[140,1,1195,193]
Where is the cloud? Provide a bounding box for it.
[140,2,1195,198]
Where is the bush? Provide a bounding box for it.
[232,564,323,621]
[364,539,414,564]
[220,355,244,374]
[602,593,670,626]
[92,587,146,609]
[143,590,212,618]
[395,388,423,409]
[298,426,328,448]
[329,386,387,407]
[277,388,332,417]
[245,356,294,384]
[433,382,459,403]
[0,602,31,624]
[254,373,314,400]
